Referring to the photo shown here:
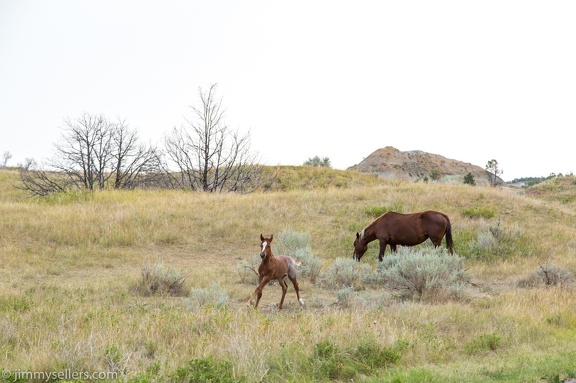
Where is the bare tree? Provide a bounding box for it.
[164,84,267,193]
[50,113,112,190]
[18,159,68,196]
[110,119,164,189]
[1,151,12,168]
[18,113,163,196]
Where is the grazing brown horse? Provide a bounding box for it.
[246,234,305,309]
[353,210,453,261]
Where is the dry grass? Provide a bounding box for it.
[1,170,576,382]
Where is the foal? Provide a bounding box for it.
[246,234,304,309]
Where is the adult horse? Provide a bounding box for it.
[246,234,305,309]
[353,210,453,261]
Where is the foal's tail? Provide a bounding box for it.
[444,215,454,254]
[290,257,302,267]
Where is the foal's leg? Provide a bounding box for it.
[288,275,304,306]
[277,276,288,309]
[288,264,304,306]
[247,275,271,309]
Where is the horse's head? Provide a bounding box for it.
[260,234,273,260]
[353,231,367,261]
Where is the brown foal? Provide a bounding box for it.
[246,234,304,309]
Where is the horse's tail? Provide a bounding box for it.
[282,256,301,267]
[444,215,454,254]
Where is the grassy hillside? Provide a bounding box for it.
[1,168,576,382]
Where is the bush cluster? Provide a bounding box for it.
[130,262,188,297]
[376,247,470,302]
[320,247,470,304]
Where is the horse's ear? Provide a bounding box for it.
[270,234,273,242]
[356,232,360,239]
[260,234,264,241]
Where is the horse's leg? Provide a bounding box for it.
[378,240,388,262]
[288,271,304,306]
[429,235,442,248]
[247,275,271,309]
[277,276,288,309]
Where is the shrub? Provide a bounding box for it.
[536,263,575,287]
[186,282,229,310]
[518,263,575,288]
[130,262,188,297]
[277,229,323,283]
[429,169,441,181]
[463,172,476,185]
[236,255,260,284]
[466,221,525,261]
[276,229,311,254]
[336,287,355,306]
[321,258,372,288]
[376,248,470,302]
[293,247,323,284]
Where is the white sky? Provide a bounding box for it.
[1,1,575,181]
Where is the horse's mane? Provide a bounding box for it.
[360,213,385,240]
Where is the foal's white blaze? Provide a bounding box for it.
[261,241,268,253]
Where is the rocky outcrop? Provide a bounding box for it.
[347,146,502,185]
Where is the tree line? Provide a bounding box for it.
[17,84,272,196]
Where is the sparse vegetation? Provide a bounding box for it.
[2,166,576,382]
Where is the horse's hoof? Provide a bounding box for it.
[299,299,305,305]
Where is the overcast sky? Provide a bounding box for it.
[1,1,575,181]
